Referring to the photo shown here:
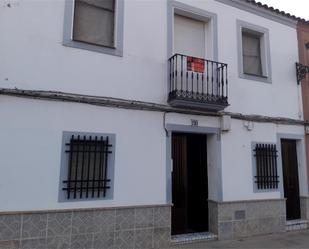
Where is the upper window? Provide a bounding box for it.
[73,0,115,47]
[237,20,272,83]
[63,0,124,56]
[242,31,262,76]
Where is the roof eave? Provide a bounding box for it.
[215,0,298,28]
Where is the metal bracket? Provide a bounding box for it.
[296,62,309,84]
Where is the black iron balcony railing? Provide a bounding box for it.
[168,54,229,111]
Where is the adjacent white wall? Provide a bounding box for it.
[0,0,302,119]
[0,0,306,211]
[0,97,305,211]
[0,96,166,211]
[221,119,307,201]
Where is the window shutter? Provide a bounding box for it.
[242,32,262,76]
[73,0,115,47]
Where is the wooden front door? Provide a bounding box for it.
[281,139,301,220]
[171,133,208,235]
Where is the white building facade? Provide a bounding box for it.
[0,0,308,247]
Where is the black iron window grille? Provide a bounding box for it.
[254,144,279,190]
[62,135,112,199]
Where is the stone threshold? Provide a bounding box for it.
[286,219,308,231]
[171,232,217,244]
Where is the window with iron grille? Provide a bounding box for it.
[60,132,115,201]
[253,143,279,190]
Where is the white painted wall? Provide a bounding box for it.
[221,119,307,201]
[0,96,166,211]
[166,113,307,202]
[0,96,306,211]
[0,0,306,211]
[0,0,302,119]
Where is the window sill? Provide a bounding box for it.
[244,72,268,78]
[63,39,123,57]
[239,72,272,84]
[253,188,280,193]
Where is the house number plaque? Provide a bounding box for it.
[191,119,199,127]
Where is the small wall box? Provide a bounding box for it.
[221,115,231,132]
[305,126,309,134]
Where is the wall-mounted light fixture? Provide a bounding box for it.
[296,62,309,84]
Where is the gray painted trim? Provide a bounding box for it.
[165,124,220,134]
[63,0,124,56]
[167,0,218,61]
[209,198,285,205]
[237,20,272,83]
[165,131,172,204]
[0,204,171,215]
[214,0,297,28]
[276,133,307,199]
[251,142,280,193]
[165,124,223,203]
[58,131,116,202]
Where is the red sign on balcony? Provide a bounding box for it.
[187,57,205,73]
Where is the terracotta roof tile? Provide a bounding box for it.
[243,0,308,23]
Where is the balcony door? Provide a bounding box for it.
[174,14,205,58]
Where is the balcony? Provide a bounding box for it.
[168,54,229,111]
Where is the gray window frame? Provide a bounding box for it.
[237,20,272,83]
[63,0,124,56]
[251,142,279,193]
[58,131,116,202]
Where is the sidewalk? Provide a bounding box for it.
[170,230,309,249]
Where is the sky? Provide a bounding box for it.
[258,0,309,20]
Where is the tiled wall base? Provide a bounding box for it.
[0,205,171,249]
[209,199,286,240]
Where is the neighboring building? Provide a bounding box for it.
[0,0,308,247]
[297,19,309,224]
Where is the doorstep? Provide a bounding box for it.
[171,232,217,245]
[286,219,308,231]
